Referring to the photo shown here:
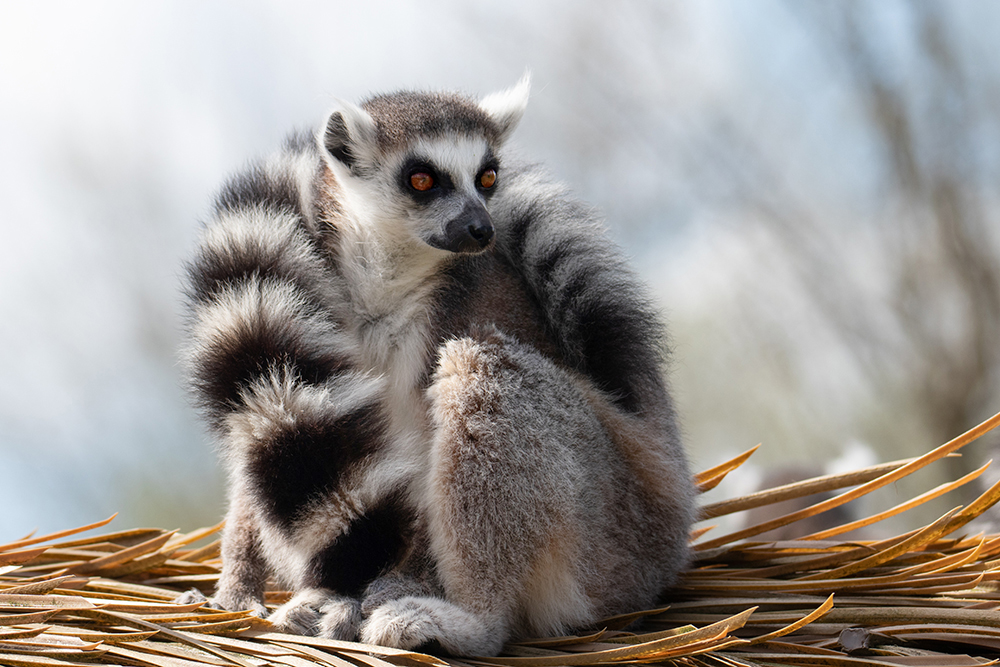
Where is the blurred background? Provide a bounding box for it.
[2,0,999,539]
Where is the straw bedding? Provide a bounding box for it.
[3,412,999,667]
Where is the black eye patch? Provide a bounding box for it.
[399,158,454,202]
[476,156,500,198]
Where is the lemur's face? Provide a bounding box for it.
[327,134,500,255]
[388,135,499,254]
[321,79,529,254]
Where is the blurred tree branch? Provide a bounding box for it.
[836,3,1000,446]
[678,2,1000,484]
[712,2,1000,454]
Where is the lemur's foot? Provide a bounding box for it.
[174,588,268,616]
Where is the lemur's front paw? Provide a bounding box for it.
[269,589,360,640]
[360,596,500,656]
[361,598,439,650]
[361,573,435,616]
[319,597,362,640]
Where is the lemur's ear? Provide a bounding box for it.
[479,73,530,144]
[322,100,378,170]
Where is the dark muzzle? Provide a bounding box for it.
[440,202,495,254]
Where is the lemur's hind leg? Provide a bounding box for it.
[174,490,270,616]
[192,486,362,639]
[361,329,607,656]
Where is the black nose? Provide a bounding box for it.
[441,202,494,254]
[466,220,494,246]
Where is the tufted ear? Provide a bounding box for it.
[322,100,378,170]
[478,73,530,144]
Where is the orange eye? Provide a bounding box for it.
[479,169,497,189]
[410,172,434,191]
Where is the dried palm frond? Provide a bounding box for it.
[3,411,1000,667]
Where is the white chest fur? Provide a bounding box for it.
[335,222,447,454]
[356,296,436,442]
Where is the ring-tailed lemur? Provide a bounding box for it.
[179,76,694,656]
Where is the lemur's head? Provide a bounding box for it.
[319,76,529,255]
